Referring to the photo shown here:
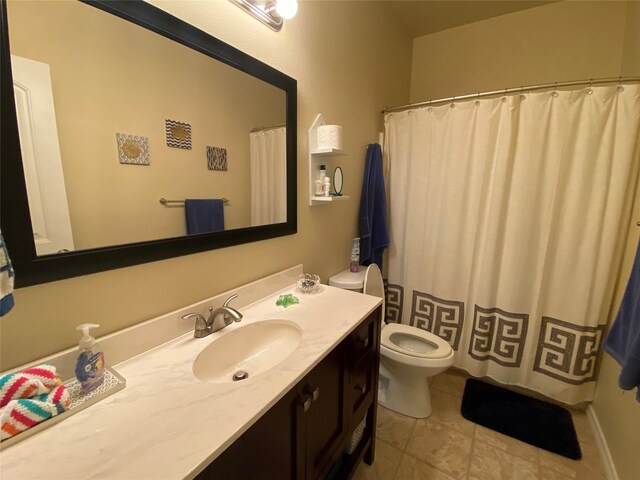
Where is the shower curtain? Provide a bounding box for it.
[384,84,640,404]
[250,127,287,226]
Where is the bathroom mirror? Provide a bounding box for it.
[333,167,344,196]
[0,0,297,287]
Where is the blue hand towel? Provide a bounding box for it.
[603,237,640,401]
[185,199,224,235]
[359,143,389,270]
[0,232,15,317]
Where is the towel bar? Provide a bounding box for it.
[160,197,229,206]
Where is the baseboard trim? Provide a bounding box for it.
[587,405,619,480]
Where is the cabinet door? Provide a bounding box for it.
[240,387,298,480]
[196,388,297,480]
[303,345,348,479]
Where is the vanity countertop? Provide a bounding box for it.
[0,283,381,479]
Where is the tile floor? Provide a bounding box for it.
[354,371,606,480]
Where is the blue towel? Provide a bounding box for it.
[359,144,389,270]
[0,232,15,317]
[185,199,224,235]
[603,237,640,401]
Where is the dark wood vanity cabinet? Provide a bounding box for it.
[197,306,381,480]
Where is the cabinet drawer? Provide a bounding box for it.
[349,311,376,362]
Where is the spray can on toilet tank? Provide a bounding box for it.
[350,238,360,273]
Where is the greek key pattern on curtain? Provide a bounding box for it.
[533,317,605,385]
[468,305,529,368]
[384,84,640,404]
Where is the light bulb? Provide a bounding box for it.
[275,0,298,20]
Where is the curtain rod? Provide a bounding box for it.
[382,76,640,114]
[250,122,286,133]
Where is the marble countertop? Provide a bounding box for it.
[0,283,381,479]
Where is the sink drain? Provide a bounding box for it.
[232,370,249,382]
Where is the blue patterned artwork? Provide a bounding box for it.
[207,146,228,171]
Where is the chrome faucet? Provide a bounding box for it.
[182,294,243,338]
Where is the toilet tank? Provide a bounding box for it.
[328,268,367,293]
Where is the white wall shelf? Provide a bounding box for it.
[308,113,349,206]
[310,195,350,203]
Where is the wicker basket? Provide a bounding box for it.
[344,417,366,455]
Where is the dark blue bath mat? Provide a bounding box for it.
[461,379,581,460]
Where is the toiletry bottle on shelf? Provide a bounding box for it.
[75,323,105,393]
[316,165,327,196]
[323,176,331,197]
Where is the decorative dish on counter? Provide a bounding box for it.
[296,273,321,293]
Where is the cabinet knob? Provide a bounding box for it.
[305,386,320,402]
[355,384,366,394]
[301,396,312,412]
[357,337,369,348]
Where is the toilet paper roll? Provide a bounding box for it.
[317,125,343,150]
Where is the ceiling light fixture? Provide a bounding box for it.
[230,0,298,32]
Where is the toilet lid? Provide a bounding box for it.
[381,323,452,359]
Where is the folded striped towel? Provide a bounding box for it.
[0,232,15,317]
[0,365,61,408]
[0,385,70,440]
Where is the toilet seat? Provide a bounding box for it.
[381,323,452,359]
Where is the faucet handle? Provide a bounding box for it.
[223,294,239,307]
[182,313,208,338]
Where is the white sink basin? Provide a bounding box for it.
[192,320,302,383]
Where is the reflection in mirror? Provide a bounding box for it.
[250,124,287,226]
[333,166,344,196]
[6,0,286,255]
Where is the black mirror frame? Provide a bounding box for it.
[0,0,297,288]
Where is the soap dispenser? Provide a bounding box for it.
[75,323,105,393]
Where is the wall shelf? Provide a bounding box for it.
[310,148,348,156]
[308,113,348,206]
[310,195,350,204]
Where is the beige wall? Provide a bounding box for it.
[410,2,640,478]
[410,1,628,103]
[0,1,412,368]
[7,0,284,249]
[592,4,640,480]
[593,350,640,480]
[621,0,640,76]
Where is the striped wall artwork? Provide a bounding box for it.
[165,119,192,149]
[207,146,228,171]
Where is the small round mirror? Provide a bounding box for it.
[333,166,343,196]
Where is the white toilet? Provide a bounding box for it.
[329,265,454,418]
